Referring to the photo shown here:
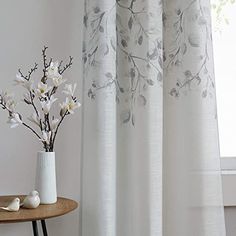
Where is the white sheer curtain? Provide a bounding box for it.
[81,0,226,235]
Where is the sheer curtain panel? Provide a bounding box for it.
[81,0,226,235]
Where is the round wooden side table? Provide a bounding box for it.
[0,195,78,236]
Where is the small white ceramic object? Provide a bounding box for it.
[0,198,20,212]
[35,151,57,204]
[23,190,40,209]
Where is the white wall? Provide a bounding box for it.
[0,0,83,235]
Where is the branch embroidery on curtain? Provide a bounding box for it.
[83,0,162,125]
[83,0,215,125]
[164,0,215,98]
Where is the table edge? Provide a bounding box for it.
[0,196,79,224]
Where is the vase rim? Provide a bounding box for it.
[37,151,55,154]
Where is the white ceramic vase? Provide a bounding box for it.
[35,151,57,204]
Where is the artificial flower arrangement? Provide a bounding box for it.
[0,47,80,152]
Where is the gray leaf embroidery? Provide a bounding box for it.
[84,0,213,127]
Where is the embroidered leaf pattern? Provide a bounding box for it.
[83,0,216,126]
[164,0,216,99]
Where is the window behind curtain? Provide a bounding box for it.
[212,0,236,157]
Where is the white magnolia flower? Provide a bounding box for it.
[1,91,16,112]
[14,73,34,91]
[40,130,52,145]
[36,82,52,98]
[6,100,16,112]
[46,61,66,87]
[28,112,40,127]
[46,61,59,79]
[60,97,81,116]
[63,84,77,97]
[24,80,34,91]
[52,76,66,87]
[15,73,25,85]
[59,102,68,117]
[40,96,57,114]
[7,113,22,128]
[1,91,14,104]
[51,118,59,131]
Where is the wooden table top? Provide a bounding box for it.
[0,196,78,223]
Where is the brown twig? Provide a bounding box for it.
[41,46,52,83]
[51,111,68,150]
[18,63,38,81]
[22,122,41,140]
[58,56,73,75]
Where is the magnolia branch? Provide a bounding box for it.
[41,46,52,83]
[0,47,79,152]
[18,63,38,81]
[0,99,41,140]
[51,111,68,151]
[58,56,73,75]
[22,122,41,140]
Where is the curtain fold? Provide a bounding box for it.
[81,0,226,235]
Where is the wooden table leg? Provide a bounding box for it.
[32,221,39,236]
[41,220,48,236]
